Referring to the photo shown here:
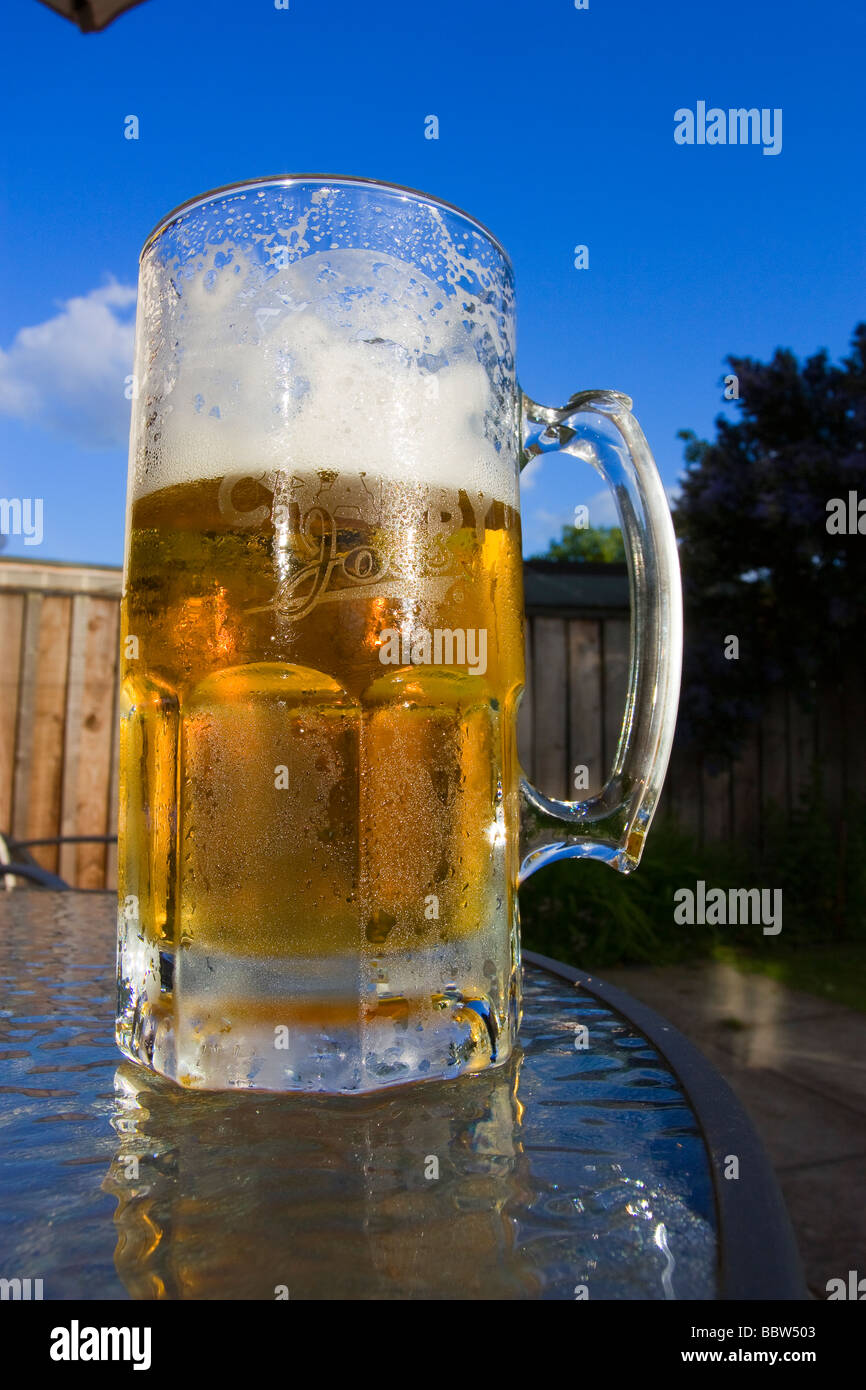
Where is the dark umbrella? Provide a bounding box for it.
[37,0,152,31]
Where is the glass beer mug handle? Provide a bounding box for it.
[519,389,683,879]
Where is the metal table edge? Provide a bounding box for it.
[522,949,810,1303]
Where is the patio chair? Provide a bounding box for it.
[0,833,117,891]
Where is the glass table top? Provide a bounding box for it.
[0,892,717,1299]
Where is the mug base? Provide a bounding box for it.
[115,918,520,1093]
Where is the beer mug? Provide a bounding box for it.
[116,176,681,1093]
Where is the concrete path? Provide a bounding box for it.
[599,961,866,1299]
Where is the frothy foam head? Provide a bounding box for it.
[132,248,517,506]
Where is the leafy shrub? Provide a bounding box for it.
[520,786,866,969]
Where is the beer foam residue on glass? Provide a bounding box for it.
[131,185,518,505]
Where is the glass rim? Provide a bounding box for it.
[140,173,514,270]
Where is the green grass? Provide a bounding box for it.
[711,942,866,1016]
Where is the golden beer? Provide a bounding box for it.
[117,468,525,1088]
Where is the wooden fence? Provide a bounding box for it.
[520,562,866,844]
[0,560,122,890]
[1,557,860,889]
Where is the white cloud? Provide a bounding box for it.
[575,485,681,528]
[520,480,620,531]
[531,506,572,529]
[0,281,136,449]
[520,456,544,490]
[583,486,619,528]
[522,474,682,524]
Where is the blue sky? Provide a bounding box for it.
[0,0,863,562]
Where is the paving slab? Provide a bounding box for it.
[716,1017,866,1114]
[775,1156,866,1299]
[601,962,842,1030]
[599,961,866,1296]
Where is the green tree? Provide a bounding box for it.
[534,523,625,563]
[674,323,866,763]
